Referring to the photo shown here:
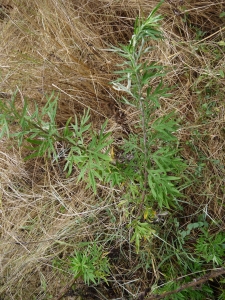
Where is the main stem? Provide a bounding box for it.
[132,43,149,216]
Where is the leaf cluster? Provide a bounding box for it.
[111,0,187,236]
[70,243,110,285]
[195,230,225,266]
[0,92,116,193]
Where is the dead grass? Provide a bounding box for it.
[0,0,225,299]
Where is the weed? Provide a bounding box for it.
[69,243,110,285]
[0,92,114,193]
[195,230,225,267]
[111,1,187,253]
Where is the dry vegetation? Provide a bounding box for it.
[0,0,225,299]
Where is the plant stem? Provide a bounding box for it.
[133,39,149,216]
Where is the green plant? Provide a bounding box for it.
[112,2,186,209]
[110,1,187,252]
[69,243,110,285]
[130,221,155,254]
[0,92,114,193]
[195,229,225,267]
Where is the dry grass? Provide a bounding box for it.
[0,0,225,299]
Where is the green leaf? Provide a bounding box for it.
[96,152,111,161]
[130,221,155,253]
[219,69,225,78]
[219,11,225,18]
[217,40,225,46]
[76,162,88,182]
[63,117,73,137]
[0,114,10,138]
[26,138,43,145]
[152,113,178,141]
